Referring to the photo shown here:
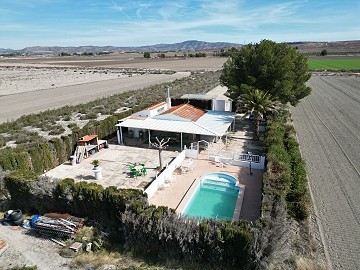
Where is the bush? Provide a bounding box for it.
[263,110,311,221]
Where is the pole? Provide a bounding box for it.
[248,152,253,175]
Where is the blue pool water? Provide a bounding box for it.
[182,173,239,220]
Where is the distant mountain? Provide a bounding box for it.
[0,48,14,54]
[137,40,241,52]
[1,40,242,56]
[2,40,358,56]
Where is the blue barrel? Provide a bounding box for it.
[31,214,40,228]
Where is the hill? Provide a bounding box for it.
[0,40,242,56]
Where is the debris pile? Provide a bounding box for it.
[32,213,84,237]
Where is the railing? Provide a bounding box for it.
[239,154,260,163]
[208,151,265,170]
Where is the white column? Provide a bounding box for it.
[120,127,123,144]
[180,133,183,150]
[148,129,151,148]
[117,128,121,144]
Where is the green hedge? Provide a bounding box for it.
[263,111,311,221]
[4,176,253,269]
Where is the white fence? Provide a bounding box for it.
[208,152,265,170]
[144,150,186,199]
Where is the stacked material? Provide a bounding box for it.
[32,214,84,237]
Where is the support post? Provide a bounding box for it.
[180,133,183,151]
[117,128,121,144]
[120,126,123,144]
[148,129,151,148]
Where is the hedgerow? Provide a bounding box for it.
[4,176,253,269]
[263,110,311,221]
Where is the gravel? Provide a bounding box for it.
[291,75,360,270]
[0,224,72,269]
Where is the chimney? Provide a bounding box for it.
[166,87,172,109]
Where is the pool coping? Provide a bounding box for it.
[176,178,201,214]
[233,183,246,221]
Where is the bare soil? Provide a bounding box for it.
[0,70,189,123]
[0,54,226,71]
[0,224,72,269]
[291,75,360,269]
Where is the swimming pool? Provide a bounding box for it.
[182,172,240,220]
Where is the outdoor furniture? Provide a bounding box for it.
[166,175,176,183]
[181,159,193,173]
[214,156,224,168]
[129,163,146,178]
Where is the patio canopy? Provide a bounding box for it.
[116,110,235,137]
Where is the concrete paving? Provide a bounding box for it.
[45,144,177,189]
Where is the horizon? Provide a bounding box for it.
[1,0,359,49]
[1,39,360,51]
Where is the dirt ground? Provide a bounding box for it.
[0,54,226,71]
[0,54,225,123]
[0,71,189,123]
[0,224,72,269]
[291,75,360,270]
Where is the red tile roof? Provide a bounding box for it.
[146,101,167,110]
[162,104,206,122]
[78,135,98,142]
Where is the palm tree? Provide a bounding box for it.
[237,86,279,140]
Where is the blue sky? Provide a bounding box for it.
[1,0,359,49]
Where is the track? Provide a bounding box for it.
[291,75,360,270]
[0,72,189,123]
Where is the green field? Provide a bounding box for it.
[308,59,360,70]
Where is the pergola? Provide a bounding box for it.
[116,109,236,150]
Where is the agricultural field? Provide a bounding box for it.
[0,55,226,123]
[308,59,360,70]
[291,75,360,269]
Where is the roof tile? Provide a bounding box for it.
[162,104,205,122]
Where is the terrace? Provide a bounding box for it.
[149,158,263,222]
[45,144,177,189]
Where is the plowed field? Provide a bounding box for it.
[291,75,360,269]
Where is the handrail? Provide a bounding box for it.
[175,178,197,211]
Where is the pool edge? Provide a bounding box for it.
[232,183,246,221]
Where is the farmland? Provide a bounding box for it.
[308,59,360,70]
[291,75,360,269]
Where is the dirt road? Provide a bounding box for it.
[291,75,360,269]
[0,72,189,123]
[0,225,71,269]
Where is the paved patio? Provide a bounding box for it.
[45,144,177,189]
[149,158,263,221]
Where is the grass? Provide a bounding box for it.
[308,59,360,70]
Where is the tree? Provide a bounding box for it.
[220,40,311,106]
[237,86,279,140]
[144,52,150,58]
[320,49,328,56]
[150,137,170,169]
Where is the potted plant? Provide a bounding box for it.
[91,159,100,168]
[91,160,102,180]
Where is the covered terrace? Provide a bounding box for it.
[116,103,236,151]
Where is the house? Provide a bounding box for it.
[115,90,236,150]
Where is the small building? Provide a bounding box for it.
[73,135,108,163]
[115,90,236,150]
[179,93,233,112]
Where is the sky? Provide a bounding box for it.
[0,0,359,49]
